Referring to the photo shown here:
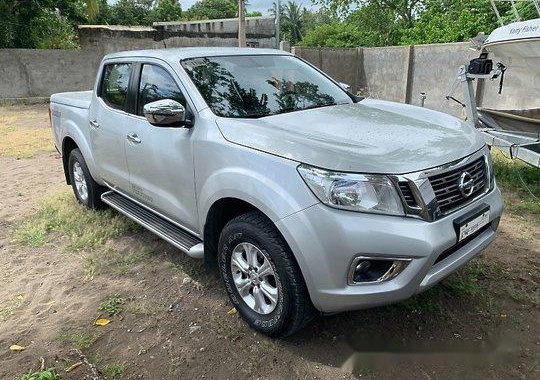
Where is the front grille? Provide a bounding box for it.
[398,181,417,207]
[428,157,487,213]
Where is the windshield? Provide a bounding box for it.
[181,55,353,118]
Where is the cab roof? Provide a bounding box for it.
[103,47,292,64]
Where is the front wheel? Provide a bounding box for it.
[218,211,315,337]
[68,148,106,209]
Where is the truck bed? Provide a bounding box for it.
[49,91,93,152]
[50,90,92,109]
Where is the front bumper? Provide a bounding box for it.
[275,185,503,313]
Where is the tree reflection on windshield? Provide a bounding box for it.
[181,56,350,118]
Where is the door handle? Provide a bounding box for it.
[89,120,100,129]
[127,133,141,144]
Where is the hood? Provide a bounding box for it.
[215,99,485,174]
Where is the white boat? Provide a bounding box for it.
[447,15,540,167]
[479,18,540,136]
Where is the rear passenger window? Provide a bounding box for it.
[101,63,132,110]
[137,64,186,116]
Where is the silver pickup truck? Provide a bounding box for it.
[50,47,503,336]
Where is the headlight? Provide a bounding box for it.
[297,164,405,215]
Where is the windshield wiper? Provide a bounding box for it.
[271,102,337,116]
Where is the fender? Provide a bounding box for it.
[61,120,99,183]
[197,164,319,296]
[198,165,318,229]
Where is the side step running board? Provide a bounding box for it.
[101,191,204,258]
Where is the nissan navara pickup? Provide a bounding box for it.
[50,48,503,336]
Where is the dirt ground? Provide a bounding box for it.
[0,105,538,380]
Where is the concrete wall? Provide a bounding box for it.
[1,36,535,113]
[0,49,101,99]
[154,17,275,37]
[293,42,536,118]
[78,21,276,52]
[0,20,276,101]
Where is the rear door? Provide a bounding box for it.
[89,62,133,192]
[123,61,199,232]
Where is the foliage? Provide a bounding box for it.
[30,9,79,49]
[399,0,503,45]
[102,364,126,380]
[281,1,305,44]
[108,0,155,25]
[492,150,540,219]
[0,1,84,48]
[20,368,60,380]
[300,22,367,48]
[185,0,238,20]
[300,0,405,47]
[153,0,182,22]
[99,295,127,316]
[306,0,540,48]
[501,0,539,24]
[313,0,423,26]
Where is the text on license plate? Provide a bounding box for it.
[459,210,490,241]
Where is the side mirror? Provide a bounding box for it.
[143,99,191,128]
[338,82,351,92]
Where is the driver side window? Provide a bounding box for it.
[137,64,186,116]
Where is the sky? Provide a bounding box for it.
[107,1,315,17]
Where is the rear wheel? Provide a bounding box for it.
[218,211,315,337]
[68,149,106,209]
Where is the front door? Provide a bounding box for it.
[124,63,199,233]
[89,62,133,192]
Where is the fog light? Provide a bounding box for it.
[348,257,410,284]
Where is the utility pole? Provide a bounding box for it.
[275,0,281,49]
[238,0,246,47]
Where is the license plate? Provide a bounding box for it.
[458,209,490,241]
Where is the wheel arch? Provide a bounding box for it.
[61,132,98,185]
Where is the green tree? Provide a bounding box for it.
[185,0,238,20]
[501,0,539,23]
[0,1,84,48]
[281,1,304,44]
[153,0,183,22]
[314,0,423,27]
[300,22,366,47]
[346,1,402,46]
[93,0,113,24]
[399,0,504,45]
[109,0,155,25]
[30,9,79,49]
[84,0,101,22]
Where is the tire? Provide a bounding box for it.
[218,211,315,337]
[68,148,106,209]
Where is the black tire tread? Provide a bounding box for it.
[221,210,316,337]
[68,149,106,209]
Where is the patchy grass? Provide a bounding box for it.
[102,363,126,380]
[506,284,539,308]
[57,329,101,350]
[19,368,60,380]
[84,244,154,280]
[99,295,127,317]
[492,150,540,221]
[12,191,140,251]
[393,257,504,315]
[0,105,55,158]
[124,296,168,316]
